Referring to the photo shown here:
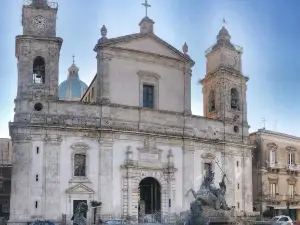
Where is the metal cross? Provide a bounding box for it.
[72,54,75,64]
[142,0,151,17]
[222,18,227,27]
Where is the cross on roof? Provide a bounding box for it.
[222,18,227,27]
[142,0,151,17]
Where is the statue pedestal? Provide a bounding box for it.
[177,206,260,225]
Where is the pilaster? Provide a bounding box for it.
[182,140,194,209]
[43,135,62,220]
[9,135,32,222]
[96,53,112,104]
[98,133,114,216]
[183,68,192,114]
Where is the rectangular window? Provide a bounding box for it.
[236,161,239,167]
[35,201,38,208]
[237,183,240,189]
[143,84,154,108]
[74,154,86,177]
[88,93,91,102]
[237,202,240,209]
[91,87,94,98]
[36,147,39,154]
[270,150,276,164]
[288,153,295,165]
[269,183,276,196]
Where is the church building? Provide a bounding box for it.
[9,0,253,224]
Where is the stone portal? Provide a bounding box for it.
[139,177,161,214]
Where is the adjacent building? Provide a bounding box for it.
[0,139,12,220]
[251,129,300,220]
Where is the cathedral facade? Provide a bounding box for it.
[9,0,253,224]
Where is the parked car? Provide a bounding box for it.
[254,215,293,225]
[104,220,132,225]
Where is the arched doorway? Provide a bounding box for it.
[138,177,161,214]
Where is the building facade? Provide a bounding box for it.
[0,139,12,220]
[9,0,253,224]
[251,129,300,220]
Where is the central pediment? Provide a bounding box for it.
[100,33,194,66]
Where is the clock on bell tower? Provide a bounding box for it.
[15,0,63,100]
[22,0,57,37]
[200,25,249,137]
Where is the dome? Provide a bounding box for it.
[58,59,88,101]
[211,26,235,51]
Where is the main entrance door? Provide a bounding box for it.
[139,177,161,214]
[73,200,87,218]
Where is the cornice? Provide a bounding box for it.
[251,129,300,143]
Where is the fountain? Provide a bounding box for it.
[176,164,259,225]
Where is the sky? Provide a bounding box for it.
[0,0,300,138]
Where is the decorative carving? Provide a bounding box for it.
[201,152,216,159]
[287,176,297,185]
[49,47,59,57]
[71,142,90,151]
[267,142,278,151]
[144,136,156,148]
[287,146,296,152]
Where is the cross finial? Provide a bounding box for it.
[142,0,151,17]
[72,55,75,64]
[262,118,266,129]
[222,18,227,27]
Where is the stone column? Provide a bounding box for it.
[183,140,194,210]
[44,136,62,221]
[98,133,114,216]
[97,52,112,104]
[183,68,192,115]
[8,135,31,223]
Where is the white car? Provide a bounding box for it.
[270,215,293,225]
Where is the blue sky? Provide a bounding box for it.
[0,0,299,138]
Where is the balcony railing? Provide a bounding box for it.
[265,194,300,203]
[287,164,300,171]
[267,162,285,169]
[24,0,58,9]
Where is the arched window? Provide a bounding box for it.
[208,90,215,112]
[33,56,45,84]
[74,154,86,177]
[230,88,240,110]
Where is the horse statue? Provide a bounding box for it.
[186,164,230,211]
[71,202,89,225]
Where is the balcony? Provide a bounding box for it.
[265,194,300,205]
[267,162,285,172]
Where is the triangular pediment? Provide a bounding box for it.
[66,183,94,194]
[113,37,182,59]
[101,34,194,65]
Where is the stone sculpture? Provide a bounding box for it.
[71,202,89,225]
[186,164,230,210]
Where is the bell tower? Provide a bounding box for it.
[200,26,249,136]
[15,0,63,100]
